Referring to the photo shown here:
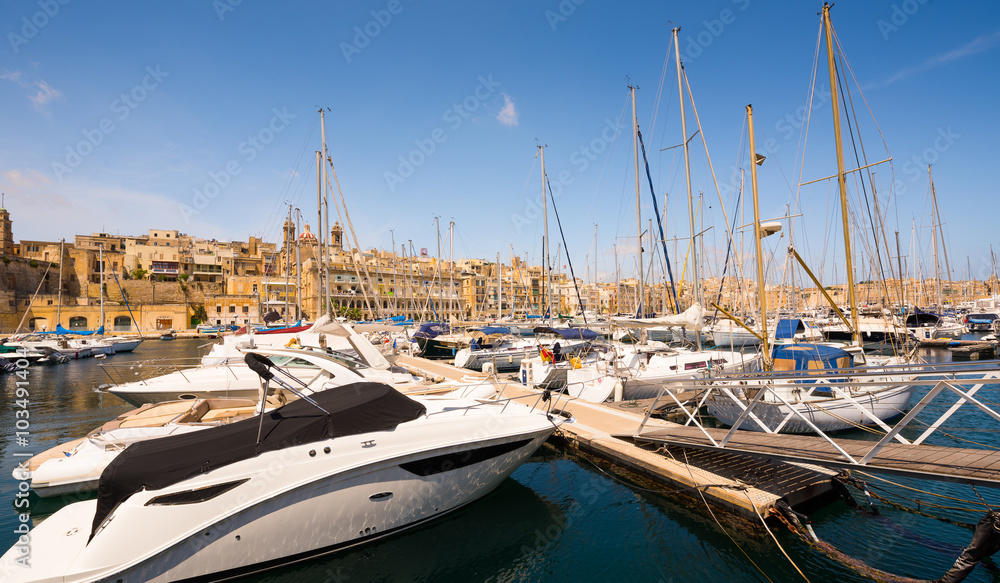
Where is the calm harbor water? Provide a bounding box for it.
[2,338,1000,582]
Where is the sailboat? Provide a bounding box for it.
[905,166,967,341]
[523,44,762,404]
[707,10,917,433]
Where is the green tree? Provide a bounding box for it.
[191,303,208,327]
[336,305,363,321]
[131,268,148,280]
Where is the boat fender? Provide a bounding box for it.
[830,476,859,508]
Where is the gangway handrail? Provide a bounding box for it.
[635,366,1000,475]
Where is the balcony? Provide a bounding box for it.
[192,263,223,275]
[151,261,180,275]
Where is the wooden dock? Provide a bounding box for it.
[394,354,837,521]
[635,425,1000,488]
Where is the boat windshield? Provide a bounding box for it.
[267,356,319,368]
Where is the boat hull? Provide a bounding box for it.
[415,338,460,360]
[454,347,534,372]
[710,329,761,348]
[2,429,554,583]
[707,384,914,433]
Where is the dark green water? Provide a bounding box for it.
[2,338,1000,582]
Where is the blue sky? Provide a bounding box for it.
[1,0,997,287]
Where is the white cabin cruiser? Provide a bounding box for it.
[107,347,415,405]
[454,326,600,373]
[20,397,274,498]
[1,381,563,582]
[520,342,758,402]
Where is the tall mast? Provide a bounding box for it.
[991,244,998,297]
[538,145,551,320]
[315,150,324,319]
[747,105,770,369]
[295,208,302,320]
[594,223,599,314]
[912,219,924,305]
[896,231,906,314]
[509,245,515,318]
[966,256,971,303]
[629,85,643,317]
[435,217,443,321]
[929,165,942,309]
[673,28,700,312]
[931,167,954,305]
[408,240,418,319]
[614,244,620,313]
[319,110,332,319]
[496,252,502,320]
[390,230,398,316]
[284,204,292,323]
[822,3,860,345]
[57,238,64,329]
[448,221,455,319]
[99,243,104,331]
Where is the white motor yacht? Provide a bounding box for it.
[1,381,563,583]
[106,347,415,406]
[520,342,759,402]
[20,397,272,498]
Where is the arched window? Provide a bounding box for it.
[113,316,132,331]
[69,316,88,330]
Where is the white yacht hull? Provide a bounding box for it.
[107,338,143,353]
[0,398,558,583]
[707,383,914,433]
[710,328,761,348]
[106,365,323,406]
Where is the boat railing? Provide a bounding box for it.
[97,356,220,387]
[412,374,590,419]
[634,360,1000,471]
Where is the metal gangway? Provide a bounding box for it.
[632,359,1000,488]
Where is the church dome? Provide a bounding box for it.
[299,223,317,240]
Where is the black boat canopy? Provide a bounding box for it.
[91,382,426,539]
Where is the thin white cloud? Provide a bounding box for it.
[497,93,518,127]
[28,80,61,111]
[872,29,1000,89]
[0,170,221,241]
[0,69,62,111]
[2,168,51,188]
[0,70,24,85]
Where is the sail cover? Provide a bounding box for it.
[611,304,706,331]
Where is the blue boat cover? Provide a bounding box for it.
[412,322,449,339]
[532,326,601,340]
[472,326,510,335]
[772,343,853,375]
[54,324,105,336]
[774,319,804,340]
